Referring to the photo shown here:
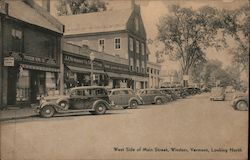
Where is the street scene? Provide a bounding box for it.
[0,0,249,159]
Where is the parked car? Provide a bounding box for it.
[108,88,142,109]
[138,89,167,105]
[158,88,178,101]
[184,87,201,95]
[232,92,249,111]
[209,87,225,101]
[225,85,235,93]
[36,86,113,118]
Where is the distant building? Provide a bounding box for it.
[0,0,63,107]
[57,2,148,90]
[147,62,161,88]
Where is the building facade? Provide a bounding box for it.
[0,0,63,108]
[147,62,161,88]
[58,3,148,90]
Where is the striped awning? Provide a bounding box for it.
[21,64,60,72]
[66,65,105,74]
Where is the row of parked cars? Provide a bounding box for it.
[36,86,202,118]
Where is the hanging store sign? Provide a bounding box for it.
[4,57,14,66]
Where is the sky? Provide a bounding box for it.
[46,0,249,72]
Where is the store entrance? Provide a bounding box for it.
[30,70,45,103]
[7,67,18,105]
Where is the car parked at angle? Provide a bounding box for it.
[184,87,201,95]
[108,88,142,109]
[209,87,226,101]
[138,88,167,105]
[36,86,113,118]
[158,88,178,101]
[232,92,249,111]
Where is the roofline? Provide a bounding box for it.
[63,30,127,37]
[23,0,64,34]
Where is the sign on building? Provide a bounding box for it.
[4,57,15,66]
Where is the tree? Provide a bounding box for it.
[223,6,249,74]
[57,0,107,16]
[157,5,224,86]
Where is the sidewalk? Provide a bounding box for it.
[0,106,38,121]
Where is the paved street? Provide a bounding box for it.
[0,93,248,160]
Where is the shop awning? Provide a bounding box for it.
[130,75,148,82]
[67,65,105,74]
[106,72,131,79]
[21,64,60,72]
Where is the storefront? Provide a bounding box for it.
[4,53,60,105]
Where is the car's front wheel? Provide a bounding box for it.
[236,100,248,111]
[155,98,163,105]
[129,100,138,109]
[93,103,107,115]
[40,105,55,118]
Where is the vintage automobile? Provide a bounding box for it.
[158,88,177,101]
[138,89,167,105]
[184,87,201,95]
[36,86,113,118]
[108,88,142,109]
[209,87,226,101]
[232,92,249,111]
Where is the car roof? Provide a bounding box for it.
[70,86,107,91]
[110,88,133,91]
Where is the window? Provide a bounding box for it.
[142,61,145,73]
[114,38,121,49]
[98,39,105,52]
[136,40,139,53]
[129,37,134,51]
[134,17,139,31]
[130,58,134,71]
[151,69,153,74]
[11,29,23,52]
[141,43,145,55]
[147,67,149,73]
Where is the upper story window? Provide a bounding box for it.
[134,17,139,31]
[136,40,139,53]
[147,67,149,73]
[129,37,134,51]
[141,43,145,55]
[98,39,105,52]
[114,38,121,50]
[11,28,23,52]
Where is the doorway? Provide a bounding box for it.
[30,70,45,103]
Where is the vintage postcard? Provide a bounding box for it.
[0,0,249,159]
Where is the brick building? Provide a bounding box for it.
[0,0,63,108]
[58,2,148,90]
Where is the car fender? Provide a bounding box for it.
[92,99,111,110]
[154,96,165,103]
[129,97,142,105]
[56,98,69,105]
[39,102,60,112]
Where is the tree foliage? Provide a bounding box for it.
[57,0,107,15]
[157,5,225,77]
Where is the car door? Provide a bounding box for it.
[69,90,85,109]
[139,90,148,104]
[120,90,129,106]
[110,90,123,105]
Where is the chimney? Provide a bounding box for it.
[42,0,50,12]
[131,0,135,10]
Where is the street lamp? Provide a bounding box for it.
[90,52,95,86]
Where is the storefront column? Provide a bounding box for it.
[59,38,64,95]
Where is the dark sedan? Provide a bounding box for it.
[138,89,167,105]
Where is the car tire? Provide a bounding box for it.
[129,100,138,109]
[40,105,55,118]
[58,101,69,110]
[236,101,248,111]
[93,103,107,115]
[155,98,163,105]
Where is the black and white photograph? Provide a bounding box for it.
[0,0,249,159]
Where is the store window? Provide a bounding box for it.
[136,40,139,53]
[11,28,23,52]
[114,38,121,50]
[129,37,134,51]
[141,43,145,55]
[16,69,30,102]
[98,39,105,52]
[46,72,57,96]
